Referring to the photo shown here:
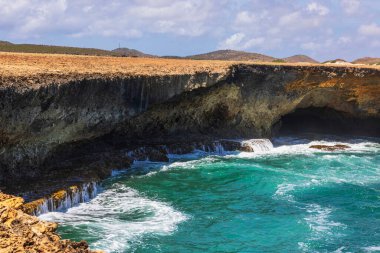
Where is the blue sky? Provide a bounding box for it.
[0,0,379,61]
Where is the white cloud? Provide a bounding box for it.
[341,0,360,14]
[243,37,265,49]
[338,36,351,44]
[301,42,320,50]
[307,2,330,16]
[218,33,246,49]
[359,23,380,36]
[279,12,301,26]
[234,11,257,26]
[218,33,266,51]
[0,0,379,60]
[0,0,222,38]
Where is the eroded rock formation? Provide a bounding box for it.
[0,61,379,193]
[0,192,102,253]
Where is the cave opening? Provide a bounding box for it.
[276,107,380,137]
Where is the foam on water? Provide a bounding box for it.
[40,183,187,252]
[242,139,274,152]
[32,182,98,216]
[363,246,380,252]
[39,136,380,252]
[303,203,345,238]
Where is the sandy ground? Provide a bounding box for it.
[0,52,378,90]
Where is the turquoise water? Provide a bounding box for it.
[40,137,380,253]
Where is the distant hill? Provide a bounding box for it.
[0,41,116,56]
[186,50,275,62]
[323,59,349,64]
[112,48,155,58]
[0,40,12,45]
[352,57,380,65]
[283,55,319,63]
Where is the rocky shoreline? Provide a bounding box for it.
[2,63,379,191]
[0,192,102,253]
[0,54,379,251]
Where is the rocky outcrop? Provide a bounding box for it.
[22,182,98,216]
[1,63,379,192]
[309,144,350,151]
[0,192,101,252]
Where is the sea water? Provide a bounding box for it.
[40,136,380,253]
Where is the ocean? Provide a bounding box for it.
[40,136,380,253]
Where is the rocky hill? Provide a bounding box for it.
[186,49,276,62]
[323,59,349,64]
[112,47,156,58]
[352,57,380,65]
[283,55,319,63]
[0,40,115,56]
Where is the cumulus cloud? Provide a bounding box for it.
[341,0,360,14]
[234,11,258,26]
[307,2,330,16]
[0,0,379,60]
[0,0,222,38]
[218,33,246,49]
[359,23,380,36]
[301,42,320,51]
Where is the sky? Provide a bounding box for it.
[0,0,379,61]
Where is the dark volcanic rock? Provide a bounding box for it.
[0,64,379,191]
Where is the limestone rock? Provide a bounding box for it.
[0,192,102,253]
[309,144,351,151]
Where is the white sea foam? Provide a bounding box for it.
[228,137,379,161]
[40,184,187,252]
[303,203,345,240]
[363,246,380,252]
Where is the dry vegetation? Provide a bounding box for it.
[0,52,378,90]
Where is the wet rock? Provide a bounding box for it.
[165,143,196,154]
[309,144,351,151]
[128,146,169,162]
[0,192,102,253]
[22,182,98,216]
[219,140,244,151]
[239,143,255,152]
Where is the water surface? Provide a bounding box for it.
[40,136,380,253]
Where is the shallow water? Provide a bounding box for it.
[40,136,380,253]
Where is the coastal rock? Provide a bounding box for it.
[0,59,379,192]
[22,182,98,216]
[128,146,169,162]
[0,192,101,253]
[309,144,351,151]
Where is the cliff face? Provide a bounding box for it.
[0,61,379,191]
[0,71,226,189]
[121,64,379,140]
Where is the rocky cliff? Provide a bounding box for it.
[0,53,379,194]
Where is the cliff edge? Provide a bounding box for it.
[0,52,379,193]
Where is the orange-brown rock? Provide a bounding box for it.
[0,192,102,253]
[309,144,351,151]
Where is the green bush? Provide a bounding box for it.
[272,59,286,63]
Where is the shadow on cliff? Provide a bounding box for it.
[275,106,380,137]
